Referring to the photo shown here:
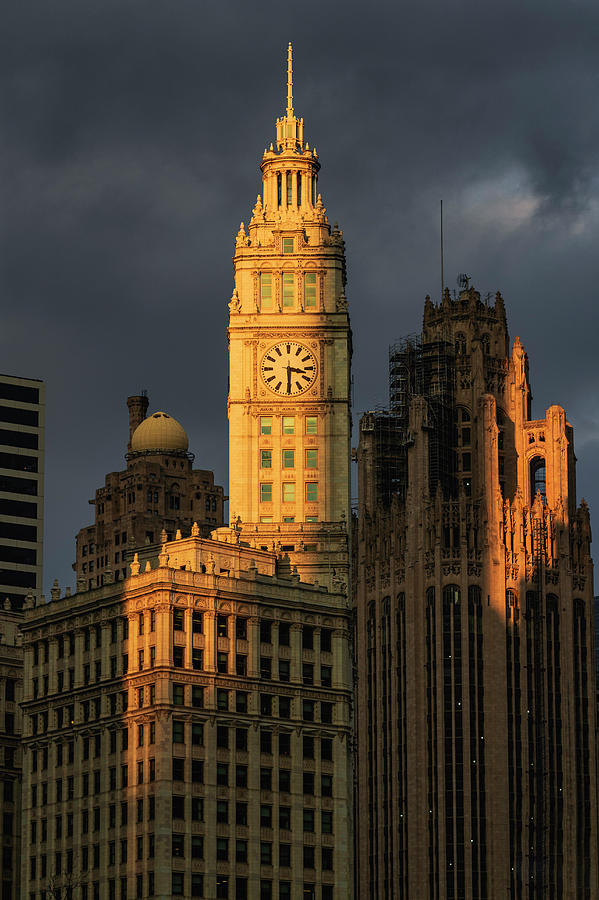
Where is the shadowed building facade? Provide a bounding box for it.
[0,373,45,610]
[354,284,598,898]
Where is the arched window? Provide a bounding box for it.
[277,173,282,208]
[297,172,302,207]
[443,584,460,606]
[481,334,490,355]
[169,483,181,512]
[506,589,519,619]
[530,456,546,504]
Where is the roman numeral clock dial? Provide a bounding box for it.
[260,342,317,396]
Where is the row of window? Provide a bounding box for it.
[260,482,318,503]
[33,614,331,660]
[260,416,318,435]
[261,449,318,469]
[259,271,317,310]
[28,876,334,900]
[173,720,334,761]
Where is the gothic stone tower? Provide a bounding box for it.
[355,284,598,899]
[227,45,351,594]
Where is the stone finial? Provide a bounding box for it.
[130,553,140,576]
[3,598,10,610]
[76,577,86,593]
[236,222,249,247]
[51,579,60,602]
[65,586,71,597]
[175,529,182,541]
[24,594,34,610]
[40,594,46,605]
[145,561,151,572]
[158,546,169,568]
[228,288,240,313]
[191,522,200,537]
[160,529,168,543]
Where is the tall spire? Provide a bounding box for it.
[287,42,294,118]
[275,42,304,152]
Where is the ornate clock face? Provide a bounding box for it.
[261,342,317,396]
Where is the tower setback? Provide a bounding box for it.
[354,284,598,898]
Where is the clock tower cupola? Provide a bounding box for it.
[226,44,352,591]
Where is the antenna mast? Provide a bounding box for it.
[440,199,444,300]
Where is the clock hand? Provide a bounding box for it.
[286,365,292,393]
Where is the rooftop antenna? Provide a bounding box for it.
[440,200,444,300]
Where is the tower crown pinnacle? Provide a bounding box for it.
[276,42,304,151]
[286,42,294,118]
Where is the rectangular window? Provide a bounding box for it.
[217,652,228,674]
[282,416,295,434]
[282,450,294,468]
[261,450,272,468]
[173,684,184,705]
[191,687,204,711]
[279,659,290,682]
[305,482,318,502]
[260,804,272,828]
[260,417,272,435]
[217,688,229,710]
[303,808,315,832]
[260,516,273,523]
[260,273,273,310]
[282,237,294,253]
[282,482,295,502]
[173,609,184,631]
[282,273,294,307]
[192,611,202,634]
[260,483,272,503]
[192,835,203,860]
[305,449,318,468]
[305,272,317,307]
[305,416,317,434]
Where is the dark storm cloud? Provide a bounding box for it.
[1,0,598,591]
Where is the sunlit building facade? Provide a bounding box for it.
[20,45,354,900]
[21,533,352,899]
[354,284,598,898]
[73,394,224,590]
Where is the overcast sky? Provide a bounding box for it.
[2,0,599,594]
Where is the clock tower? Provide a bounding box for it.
[227,44,351,592]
